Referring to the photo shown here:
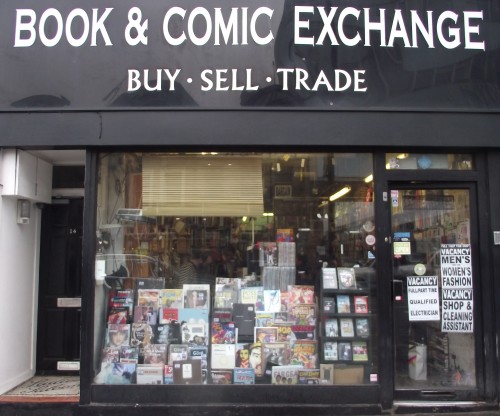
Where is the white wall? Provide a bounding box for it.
[0,195,41,394]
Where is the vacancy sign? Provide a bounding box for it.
[440,244,473,333]
[407,276,440,321]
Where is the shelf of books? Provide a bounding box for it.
[319,267,373,384]
[95,241,341,386]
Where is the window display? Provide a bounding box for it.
[93,152,376,385]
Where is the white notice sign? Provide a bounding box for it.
[407,276,440,321]
[440,244,473,333]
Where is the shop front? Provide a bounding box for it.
[1,0,500,415]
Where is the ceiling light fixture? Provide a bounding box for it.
[329,186,351,202]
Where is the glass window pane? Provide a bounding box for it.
[391,189,476,390]
[93,152,376,386]
[385,153,474,170]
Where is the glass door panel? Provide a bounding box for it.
[391,188,476,393]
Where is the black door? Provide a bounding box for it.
[390,184,484,401]
[36,198,83,373]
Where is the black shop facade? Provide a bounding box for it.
[1,1,500,415]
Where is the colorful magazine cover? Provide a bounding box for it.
[287,285,315,305]
[290,340,318,369]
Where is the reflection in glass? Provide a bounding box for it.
[93,152,376,386]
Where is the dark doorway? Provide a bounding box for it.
[36,197,83,374]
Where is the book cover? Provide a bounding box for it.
[336,295,351,313]
[263,289,281,312]
[156,322,182,345]
[337,267,356,289]
[290,340,318,369]
[297,369,321,385]
[182,321,208,346]
[323,341,338,361]
[232,303,256,341]
[172,359,203,384]
[101,347,120,366]
[136,364,163,384]
[212,308,233,323]
[322,268,338,289]
[355,318,370,337]
[352,341,369,361]
[211,321,236,344]
[354,296,369,314]
[255,312,274,327]
[320,363,334,384]
[276,228,294,243]
[287,285,315,305]
[211,344,236,369]
[159,307,179,324]
[259,242,278,266]
[248,343,263,377]
[325,318,339,337]
[97,362,137,385]
[210,370,233,384]
[137,289,161,307]
[130,323,155,353]
[262,342,289,367]
[108,289,134,317]
[160,289,184,309]
[289,304,317,326]
[143,344,167,365]
[164,364,174,385]
[119,345,139,363]
[214,278,240,308]
[233,368,255,384]
[273,311,289,323]
[239,287,264,311]
[340,318,355,337]
[271,365,302,384]
[133,305,158,325]
[273,322,293,342]
[323,297,336,313]
[105,324,131,348]
[183,284,210,309]
[291,325,316,341]
[168,343,189,365]
[235,343,252,368]
[254,327,278,344]
[338,342,353,361]
[107,307,129,324]
[178,308,209,327]
[188,345,208,377]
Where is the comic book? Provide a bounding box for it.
[183,284,210,309]
[133,305,158,325]
[289,340,318,369]
[210,344,236,369]
[291,325,316,341]
[160,288,184,309]
[271,365,302,384]
[214,278,241,308]
[354,296,369,314]
[339,318,355,337]
[233,368,255,384]
[119,346,139,363]
[137,289,161,307]
[297,369,321,385]
[337,267,356,289]
[159,307,179,324]
[143,344,168,365]
[105,324,131,348]
[107,307,129,324]
[168,343,189,365]
[130,323,154,357]
[323,341,338,361]
[273,322,293,342]
[254,327,278,344]
[262,342,289,367]
[263,289,281,312]
[287,285,315,305]
[289,304,317,326]
[210,370,233,384]
[239,286,264,311]
[211,321,236,344]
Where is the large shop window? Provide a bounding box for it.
[93,152,377,386]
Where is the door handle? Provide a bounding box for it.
[392,279,403,302]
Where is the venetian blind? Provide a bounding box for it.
[142,155,264,217]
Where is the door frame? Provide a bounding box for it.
[373,152,497,408]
